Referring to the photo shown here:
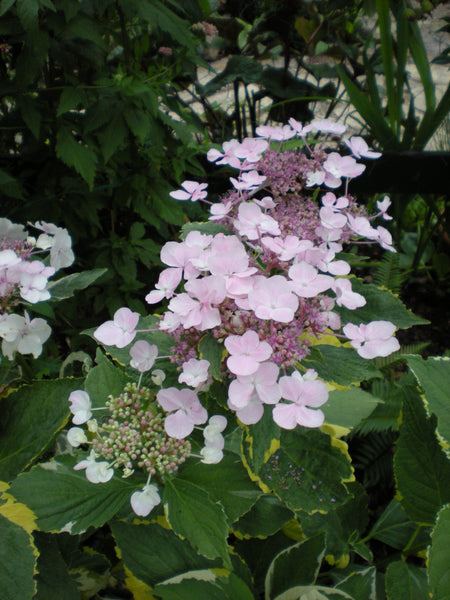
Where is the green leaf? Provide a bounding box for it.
[428,504,450,600]
[164,477,231,567]
[18,95,41,139]
[110,520,220,588]
[335,566,376,600]
[198,333,223,380]
[243,405,281,474]
[336,279,428,329]
[385,561,429,600]
[303,345,381,386]
[180,221,229,240]
[9,455,134,534]
[0,168,23,199]
[0,378,84,482]
[233,494,294,538]
[322,387,381,432]
[0,513,37,600]
[394,395,450,525]
[137,0,194,47]
[0,0,16,17]
[154,572,255,600]
[243,428,353,513]
[368,499,430,552]
[406,355,450,445]
[84,349,131,409]
[300,482,369,565]
[178,453,261,524]
[33,532,80,600]
[265,534,326,600]
[56,127,97,189]
[199,55,263,95]
[47,268,107,301]
[57,87,86,117]
[17,0,39,29]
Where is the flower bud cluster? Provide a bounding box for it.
[0,218,74,359]
[92,383,190,478]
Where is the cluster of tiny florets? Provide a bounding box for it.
[92,383,190,478]
[256,149,312,197]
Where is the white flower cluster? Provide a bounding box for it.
[0,218,74,360]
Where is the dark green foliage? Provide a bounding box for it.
[0,0,209,326]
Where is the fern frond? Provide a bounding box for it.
[350,430,397,489]
[373,253,406,294]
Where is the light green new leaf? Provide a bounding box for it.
[428,504,450,600]
[406,355,450,445]
[154,571,255,600]
[394,395,450,526]
[164,478,231,567]
[265,533,326,600]
[111,520,220,588]
[47,268,107,301]
[178,453,261,524]
[0,513,37,600]
[0,378,84,482]
[385,561,429,600]
[56,127,97,189]
[9,455,134,534]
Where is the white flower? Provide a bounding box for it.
[0,312,51,359]
[200,446,224,464]
[74,450,114,483]
[69,390,92,424]
[129,340,158,372]
[67,427,88,447]
[130,484,161,516]
[151,369,166,386]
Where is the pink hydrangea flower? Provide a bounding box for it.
[376,196,393,220]
[343,321,400,359]
[332,278,366,310]
[178,358,210,388]
[273,370,328,429]
[344,136,381,159]
[129,340,158,372]
[247,275,299,323]
[234,202,280,240]
[145,267,182,304]
[288,262,333,298]
[156,387,208,438]
[94,307,139,348]
[255,124,296,141]
[230,170,267,191]
[169,180,208,202]
[224,330,272,376]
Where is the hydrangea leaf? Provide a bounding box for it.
[243,428,353,513]
[0,513,37,600]
[367,499,431,552]
[153,571,255,600]
[0,377,84,482]
[299,482,369,565]
[177,453,261,524]
[334,566,377,600]
[322,387,381,432]
[110,520,220,588]
[243,405,281,475]
[233,494,294,538]
[33,532,80,600]
[336,279,428,328]
[265,533,326,600]
[406,355,450,445]
[9,455,134,534]
[394,395,450,525]
[180,221,229,240]
[385,561,429,600]
[428,503,450,600]
[198,333,224,380]
[303,345,381,386]
[84,348,130,409]
[47,268,107,301]
[163,478,231,568]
